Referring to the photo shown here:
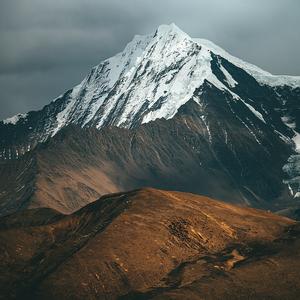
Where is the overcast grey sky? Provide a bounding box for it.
[0,0,299,119]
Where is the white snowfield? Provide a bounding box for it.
[2,23,300,132]
[3,113,28,125]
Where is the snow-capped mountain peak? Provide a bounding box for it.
[1,23,300,218]
[49,23,237,132]
[1,23,300,161]
[155,22,190,39]
[3,24,300,131]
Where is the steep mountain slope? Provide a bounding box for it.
[1,24,299,156]
[1,23,300,216]
[0,188,299,300]
[0,189,300,299]
[1,96,297,217]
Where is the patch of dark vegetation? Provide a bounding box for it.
[168,218,190,242]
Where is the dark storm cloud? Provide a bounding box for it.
[0,0,299,119]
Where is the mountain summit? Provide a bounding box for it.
[1,23,299,154]
[1,24,300,217]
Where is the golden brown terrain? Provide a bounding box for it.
[0,188,299,299]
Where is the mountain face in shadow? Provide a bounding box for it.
[0,96,296,218]
[1,188,299,300]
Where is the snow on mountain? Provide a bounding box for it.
[1,23,300,175]
[1,23,300,217]
[51,23,300,132]
[3,113,28,125]
[195,38,300,88]
[51,23,214,131]
[282,115,300,198]
[2,23,299,134]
